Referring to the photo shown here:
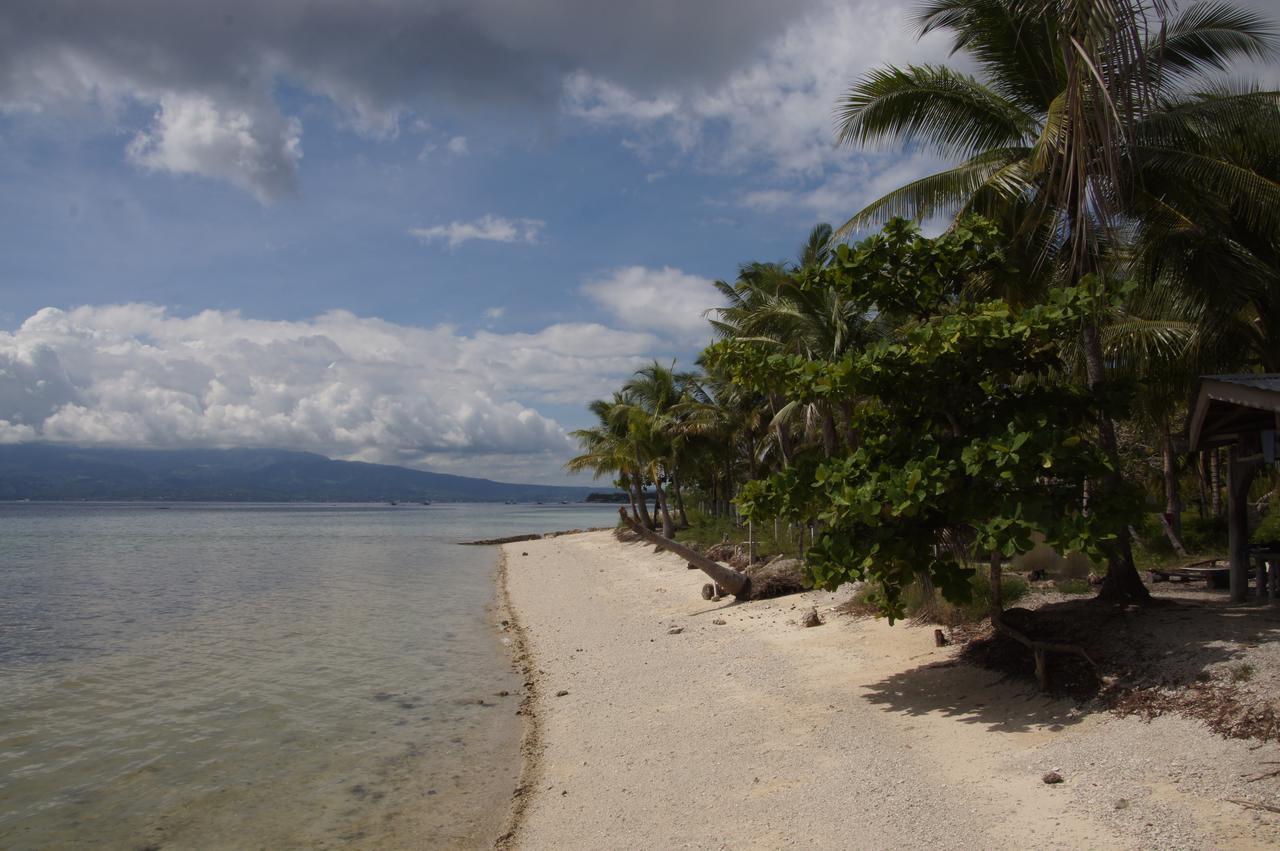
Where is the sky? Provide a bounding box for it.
[0,1,1273,484]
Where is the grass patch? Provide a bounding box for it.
[672,509,797,560]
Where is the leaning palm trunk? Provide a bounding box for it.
[617,508,751,598]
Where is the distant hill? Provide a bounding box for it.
[0,445,613,503]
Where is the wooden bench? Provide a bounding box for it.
[1147,559,1229,588]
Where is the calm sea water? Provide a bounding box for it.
[0,501,617,850]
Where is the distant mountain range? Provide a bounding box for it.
[0,445,614,503]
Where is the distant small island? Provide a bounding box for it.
[584,492,629,503]
[0,444,623,503]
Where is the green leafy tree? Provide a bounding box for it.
[832,0,1277,603]
[720,218,1137,622]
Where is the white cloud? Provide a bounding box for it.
[0,305,666,482]
[483,306,505,320]
[409,215,545,249]
[563,71,681,124]
[559,0,959,217]
[126,94,302,203]
[446,135,469,155]
[581,266,722,344]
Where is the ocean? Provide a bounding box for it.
[0,501,618,849]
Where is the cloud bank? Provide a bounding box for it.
[0,305,668,482]
[0,0,826,200]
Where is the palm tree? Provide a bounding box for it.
[565,395,652,527]
[618,361,694,538]
[1131,83,1280,370]
[710,223,887,459]
[832,0,1277,602]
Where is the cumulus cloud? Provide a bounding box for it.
[409,215,545,249]
[126,94,302,202]
[0,305,664,481]
[581,266,722,344]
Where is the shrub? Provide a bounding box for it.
[1252,511,1280,547]
[1183,514,1227,552]
[845,566,1027,625]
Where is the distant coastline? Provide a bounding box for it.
[0,444,623,504]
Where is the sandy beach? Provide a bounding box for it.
[499,530,1280,850]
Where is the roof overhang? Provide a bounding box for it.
[1188,376,1280,451]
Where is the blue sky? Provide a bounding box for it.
[8,0,1265,483]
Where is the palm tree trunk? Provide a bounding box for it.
[624,476,640,522]
[671,470,689,528]
[634,478,653,529]
[770,394,793,467]
[1083,321,1152,604]
[1160,415,1185,548]
[821,404,839,458]
[722,460,734,519]
[654,477,675,538]
[840,400,858,451]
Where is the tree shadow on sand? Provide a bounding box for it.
[862,592,1280,740]
[860,654,1087,735]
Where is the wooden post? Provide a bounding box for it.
[1228,447,1261,603]
[1212,448,1223,517]
[1034,648,1048,692]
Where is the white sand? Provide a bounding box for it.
[499,531,1280,850]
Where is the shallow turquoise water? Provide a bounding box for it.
[0,502,617,849]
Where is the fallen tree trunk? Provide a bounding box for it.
[993,617,1097,693]
[617,507,752,599]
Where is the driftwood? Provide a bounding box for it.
[617,508,752,599]
[460,533,543,546]
[1228,798,1280,815]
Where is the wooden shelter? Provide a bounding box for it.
[1188,375,1280,601]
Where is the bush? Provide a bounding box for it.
[846,566,1027,625]
[1252,511,1280,547]
[1183,513,1227,552]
